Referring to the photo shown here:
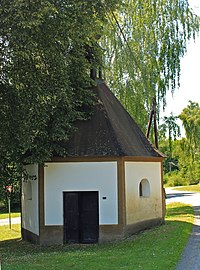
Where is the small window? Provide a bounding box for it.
[27,181,32,200]
[139,178,150,197]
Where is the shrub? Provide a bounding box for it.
[164,171,188,187]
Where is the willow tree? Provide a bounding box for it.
[100,0,200,131]
[179,102,200,183]
[159,113,181,154]
[179,101,200,152]
[179,101,200,164]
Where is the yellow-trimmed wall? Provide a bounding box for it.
[125,161,163,225]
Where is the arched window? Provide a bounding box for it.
[139,178,150,197]
[27,181,32,200]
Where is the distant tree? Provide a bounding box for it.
[162,102,200,186]
[179,101,200,184]
[159,113,181,155]
[0,162,21,210]
[159,138,179,179]
[179,101,200,152]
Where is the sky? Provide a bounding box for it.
[160,0,200,135]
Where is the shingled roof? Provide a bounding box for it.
[64,80,163,158]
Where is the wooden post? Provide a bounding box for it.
[146,109,154,138]
[153,98,159,149]
[6,185,12,229]
[146,97,159,149]
[8,196,11,229]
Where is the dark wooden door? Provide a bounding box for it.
[79,192,99,243]
[63,192,79,243]
[63,192,99,244]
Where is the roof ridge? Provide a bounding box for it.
[95,83,125,156]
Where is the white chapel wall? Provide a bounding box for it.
[125,161,163,225]
[44,162,118,225]
[21,164,39,235]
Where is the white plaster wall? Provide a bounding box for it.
[125,162,163,225]
[44,162,118,225]
[21,164,39,235]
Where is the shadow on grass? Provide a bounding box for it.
[9,228,20,233]
[166,204,194,219]
[166,192,194,199]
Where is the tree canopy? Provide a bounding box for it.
[159,113,181,154]
[0,0,199,182]
[101,0,199,129]
[0,0,117,169]
[179,101,200,150]
[159,101,200,186]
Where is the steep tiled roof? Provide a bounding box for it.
[64,81,163,158]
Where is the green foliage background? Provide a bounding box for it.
[160,102,200,186]
[0,0,199,190]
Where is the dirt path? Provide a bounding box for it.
[166,188,200,270]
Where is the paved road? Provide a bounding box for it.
[166,188,200,270]
[0,216,21,226]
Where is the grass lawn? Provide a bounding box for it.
[172,185,200,192]
[0,212,21,219]
[0,203,193,270]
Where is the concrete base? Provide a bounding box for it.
[22,218,164,245]
[22,228,39,244]
[124,218,164,238]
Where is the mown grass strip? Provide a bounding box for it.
[172,185,200,192]
[0,203,193,270]
[0,212,21,219]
